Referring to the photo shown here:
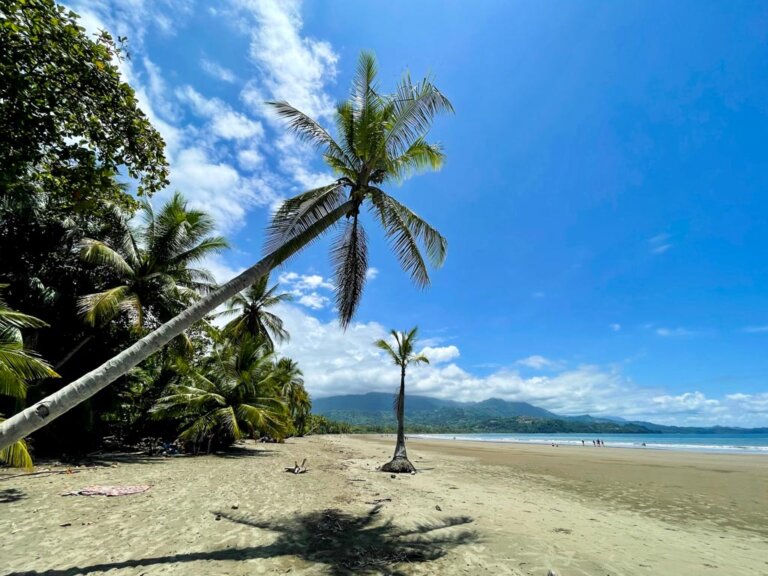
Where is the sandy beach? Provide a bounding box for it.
[2,435,767,575]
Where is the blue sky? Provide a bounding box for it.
[72,1,768,426]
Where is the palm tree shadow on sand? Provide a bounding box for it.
[219,505,477,575]
[8,506,477,576]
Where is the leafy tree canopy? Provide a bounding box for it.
[0,0,169,200]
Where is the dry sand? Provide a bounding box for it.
[1,435,767,575]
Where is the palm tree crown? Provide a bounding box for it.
[216,275,292,350]
[77,192,228,330]
[151,336,288,449]
[268,51,453,328]
[375,327,430,370]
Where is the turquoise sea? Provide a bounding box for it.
[412,432,768,454]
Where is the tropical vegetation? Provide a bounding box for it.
[0,1,451,464]
[0,288,58,467]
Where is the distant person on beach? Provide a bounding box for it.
[582,440,585,446]
[592,440,596,446]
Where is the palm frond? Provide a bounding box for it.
[0,435,32,469]
[172,236,229,265]
[374,338,400,365]
[387,138,445,182]
[331,215,368,329]
[77,286,133,326]
[384,73,454,159]
[0,308,49,331]
[0,329,59,396]
[369,189,447,286]
[78,239,134,277]
[265,183,348,255]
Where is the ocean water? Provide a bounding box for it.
[411,432,768,454]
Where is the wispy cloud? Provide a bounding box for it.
[648,233,672,254]
[655,327,697,337]
[743,325,768,334]
[365,267,379,281]
[201,56,237,83]
[516,355,556,369]
[610,323,622,332]
[176,86,264,141]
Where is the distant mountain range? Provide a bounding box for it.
[312,392,768,434]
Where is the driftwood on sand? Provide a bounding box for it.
[284,458,308,474]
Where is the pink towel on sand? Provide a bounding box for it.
[62,485,150,496]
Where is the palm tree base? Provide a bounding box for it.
[380,457,416,474]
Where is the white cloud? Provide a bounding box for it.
[277,271,335,309]
[610,323,622,332]
[234,0,338,191]
[365,267,379,281]
[420,345,460,364]
[201,57,237,83]
[652,391,722,414]
[238,149,264,171]
[532,291,545,299]
[169,147,278,232]
[177,86,264,141]
[298,293,330,310]
[235,0,338,121]
[516,355,554,369]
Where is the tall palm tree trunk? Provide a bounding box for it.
[381,365,416,473]
[0,201,354,451]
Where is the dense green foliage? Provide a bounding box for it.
[1,0,168,198]
[0,288,57,466]
[0,188,318,462]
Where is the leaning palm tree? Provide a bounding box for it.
[215,275,292,350]
[0,287,58,467]
[151,336,289,452]
[375,327,429,473]
[0,51,451,455]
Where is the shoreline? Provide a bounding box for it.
[406,432,768,455]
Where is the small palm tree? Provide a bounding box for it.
[151,336,288,452]
[375,327,429,473]
[216,275,292,350]
[0,287,58,467]
[78,192,227,330]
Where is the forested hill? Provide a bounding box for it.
[312,392,645,433]
[312,393,768,434]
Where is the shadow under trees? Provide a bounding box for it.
[8,506,477,576]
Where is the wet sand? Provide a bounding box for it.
[1,434,767,575]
